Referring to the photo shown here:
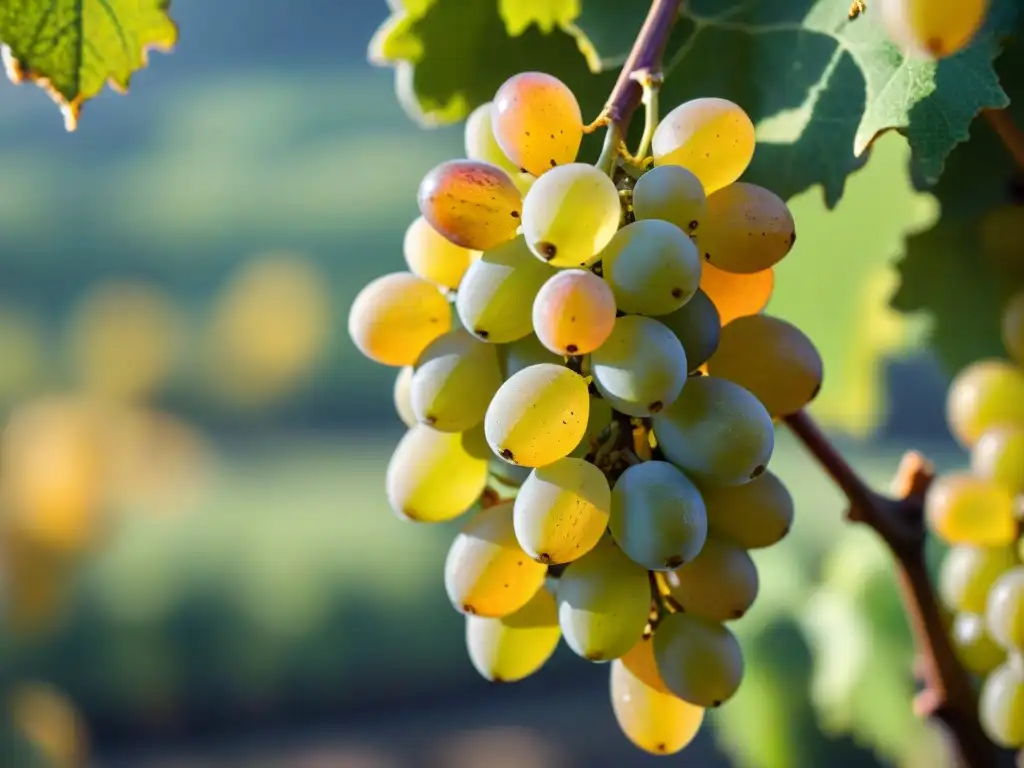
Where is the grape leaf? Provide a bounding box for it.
[0,0,178,130]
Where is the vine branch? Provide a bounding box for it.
[983,108,1024,173]
[784,410,998,768]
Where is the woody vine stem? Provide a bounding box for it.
[601,1,1021,767]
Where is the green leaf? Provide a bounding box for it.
[0,0,178,130]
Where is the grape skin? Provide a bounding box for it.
[465,587,561,683]
[699,183,796,274]
[653,612,744,707]
[403,216,477,289]
[464,101,519,175]
[986,568,1024,650]
[1002,289,1024,364]
[393,366,417,427]
[632,165,708,235]
[938,545,1018,615]
[971,427,1024,496]
[492,72,583,177]
[925,473,1017,547]
[700,262,774,325]
[700,470,793,549]
[497,333,562,379]
[658,289,721,372]
[532,269,617,355]
[879,0,990,60]
[946,359,1024,448]
[411,329,503,432]
[663,535,759,621]
[950,612,1005,676]
[978,658,1024,747]
[417,159,522,251]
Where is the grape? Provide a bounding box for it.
[556,538,652,661]
[652,98,756,195]
[700,262,774,325]
[532,269,616,355]
[465,587,561,682]
[497,333,562,379]
[601,220,702,316]
[485,363,590,466]
[699,183,796,274]
[879,0,990,60]
[444,501,548,617]
[609,461,707,571]
[464,101,519,175]
[938,545,1018,614]
[707,314,824,417]
[979,659,1024,747]
[491,72,583,177]
[658,289,721,372]
[1002,289,1024,364]
[513,458,610,565]
[417,160,522,251]
[946,359,1024,447]
[610,636,705,755]
[411,329,503,432]
[663,535,759,621]
[951,612,1005,676]
[393,366,417,427]
[569,396,614,460]
[652,376,775,487]
[980,204,1024,278]
[590,316,688,418]
[521,163,622,267]
[632,165,708,236]
[489,456,533,489]
[701,470,794,549]
[653,612,744,707]
[457,236,556,343]
[986,567,1024,650]
[925,474,1017,546]
[386,424,489,522]
[971,427,1024,496]
[403,216,477,289]
[348,272,451,367]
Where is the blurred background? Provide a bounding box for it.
[0,0,992,766]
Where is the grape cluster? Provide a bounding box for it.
[348,71,823,755]
[927,288,1024,749]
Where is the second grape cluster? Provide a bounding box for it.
[348,71,825,755]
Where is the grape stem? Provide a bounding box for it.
[784,410,999,768]
[983,109,1024,172]
[629,69,663,163]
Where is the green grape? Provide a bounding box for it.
[489,456,533,488]
[569,396,614,460]
[464,101,519,175]
[532,269,616,355]
[938,545,1018,614]
[700,470,794,549]
[652,375,775,487]
[556,538,651,661]
[403,216,477,290]
[457,236,556,343]
[590,316,688,417]
[410,329,503,432]
[653,612,744,707]
[1002,289,1024,364]
[348,272,451,367]
[925,473,1017,546]
[658,289,721,372]
[602,220,702,316]
[980,204,1024,278]
[521,163,622,267]
[699,183,796,274]
[485,363,590,467]
[511,171,537,197]
[386,424,489,522]
[393,366,417,427]
[879,0,990,60]
[632,165,708,236]
[971,427,1024,496]
[492,72,583,177]
[513,457,611,565]
[700,262,774,325]
[444,501,548,617]
[979,658,1024,747]
[610,636,705,755]
[946,359,1024,447]
[465,587,561,682]
[652,98,755,195]
[497,333,562,379]
[417,159,522,251]
[987,567,1024,650]
[609,461,707,571]
[951,612,1006,676]
[663,535,759,621]
[707,314,824,417]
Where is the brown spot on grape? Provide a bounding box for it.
[671,287,683,299]
[566,344,578,354]
[423,415,437,426]
[810,381,822,400]
[511,210,520,218]
[732,608,746,619]
[520,167,529,174]
[926,37,945,56]
[585,652,605,662]
[789,231,797,247]
[688,220,699,231]
[665,555,684,568]
[476,329,490,339]
[463,604,477,615]
[538,242,558,260]
[655,743,668,754]
[501,448,515,462]
[704,252,711,261]
[549,159,557,168]
[751,464,766,479]
[492,675,505,684]
[538,553,553,564]
[649,400,664,413]
[712,700,722,708]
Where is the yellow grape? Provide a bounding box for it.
[653,612,744,707]
[492,72,583,176]
[652,97,756,195]
[464,101,519,175]
[700,470,793,549]
[393,366,417,427]
[485,363,590,467]
[513,457,611,565]
[521,163,622,268]
[950,612,1005,676]
[979,658,1024,747]
[925,473,1017,546]
[465,587,561,682]
[699,183,796,274]
[610,636,705,755]
[444,501,547,617]
[938,545,1018,614]
[980,204,1024,278]
[417,160,522,251]
[707,314,824,417]
[879,0,990,60]
[411,329,503,432]
[497,333,562,379]
[386,424,488,522]
[663,535,759,621]
[532,269,616,355]
[946,360,1024,447]
[700,262,774,325]
[971,427,1024,496]
[632,165,708,236]
[348,272,451,367]
[402,216,476,290]
[1002,289,1024,364]
[986,567,1024,650]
